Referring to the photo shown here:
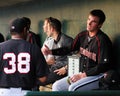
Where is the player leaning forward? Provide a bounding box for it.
[0,18,49,95]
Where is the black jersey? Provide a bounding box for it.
[0,39,48,89]
[27,31,41,48]
[52,30,113,76]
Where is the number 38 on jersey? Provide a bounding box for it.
[3,53,30,74]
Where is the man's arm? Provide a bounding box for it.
[51,47,71,56]
[44,45,71,56]
[38,76,47,83]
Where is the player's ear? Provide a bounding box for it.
[22,27,28,40]
[98,23,103,28]
[23,27,28,33]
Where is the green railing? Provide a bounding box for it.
[26,90,120,96]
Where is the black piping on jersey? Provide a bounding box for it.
[71,31,87,51]
[54,32,61,44]
[95,35,101,64]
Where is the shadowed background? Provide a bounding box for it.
[0,0,119,46]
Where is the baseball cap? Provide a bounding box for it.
[10,17,28,33]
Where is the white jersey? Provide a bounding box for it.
[42,37,54,59]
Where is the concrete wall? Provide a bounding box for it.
[0,0,119,45]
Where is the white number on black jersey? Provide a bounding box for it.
[3,53,30,74]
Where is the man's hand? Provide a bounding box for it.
[70,72,87,83]
[46,56,55,65]
[38,76,47,83]
[41,45,52,55]
[54,67,67,75]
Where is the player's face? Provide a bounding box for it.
[47,24,53,37]
[43,20,49,33]
[87,14,101,32]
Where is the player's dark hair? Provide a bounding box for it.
[22,17,31,29]
[47,17,61,33]
[22,17,31,25]
[90,9,106,24]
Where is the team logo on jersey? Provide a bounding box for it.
[80,47,96,61]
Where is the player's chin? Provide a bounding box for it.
[87,28,94,32]
[87,27,91,31]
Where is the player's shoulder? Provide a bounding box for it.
[74,30,88,39]
[0,39,11,46]
[30,42,40,49]
[29,31,36,35]
[97,30,112,45]
[79,30,88,35]
[45,37,54,43]
[61,33,73,40]
[46,36,53,40]
[97,30,111,40]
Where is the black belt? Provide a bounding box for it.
[0,87,32,91]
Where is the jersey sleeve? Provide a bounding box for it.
[52,33,81,56]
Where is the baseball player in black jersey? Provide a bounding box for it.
[22,17,41,48]
[0,18,49,95]
[44,9,113,91]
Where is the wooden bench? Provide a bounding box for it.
[39,84,52,91]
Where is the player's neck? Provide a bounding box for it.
[52,31,59,41]
[88,31,98,37]
[11,35,23,40]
